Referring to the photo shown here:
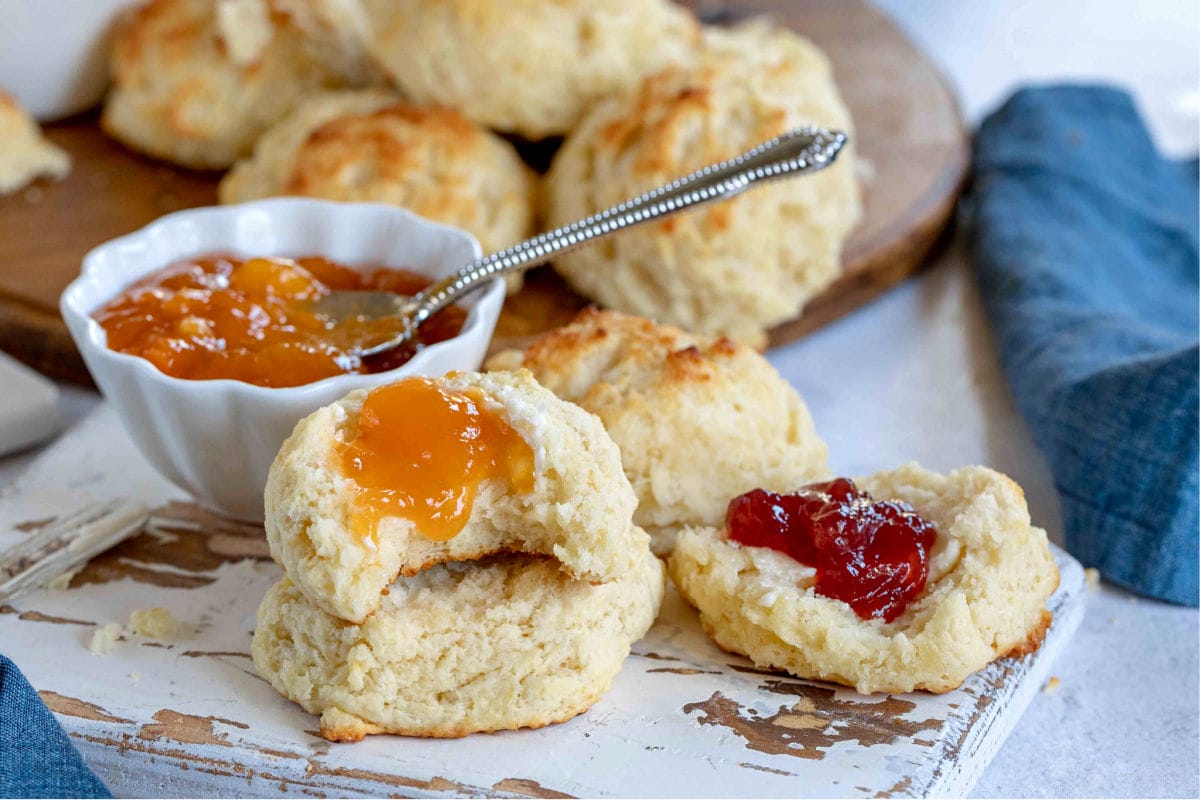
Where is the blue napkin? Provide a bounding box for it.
[0,655,111,798]
[970,85,1199,606]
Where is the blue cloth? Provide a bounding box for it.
[0,655,111,798]
[970,85,1199,606]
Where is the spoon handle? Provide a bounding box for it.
[408,125,848,333]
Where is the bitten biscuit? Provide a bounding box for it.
[544,22,861,347]
[668,464,1060,694]
[220,94,537,291]
[265,370,651,623]
[253,548,664,740]
[103,0,380,169]
[488,309,830,555]
[359,0,699,139]
[0,93,70,195]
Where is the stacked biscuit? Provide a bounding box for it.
[254,311,1060,736]
[252,370,664,740]
[99,0,860,333]
[488,310,1060,696]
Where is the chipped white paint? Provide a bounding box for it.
[0,405,1086,798]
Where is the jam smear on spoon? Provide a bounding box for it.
[726,478,937,622]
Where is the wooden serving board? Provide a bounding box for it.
[2,405,1084,798]
[0,0,968,385]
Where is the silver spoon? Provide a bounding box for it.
[312,126,848,357]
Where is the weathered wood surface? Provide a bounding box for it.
[0,406,1085,798]
[0,0,969,384]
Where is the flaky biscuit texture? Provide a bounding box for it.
[220,90,536,291]
[103,0,380,168]
[488,309,829,555]
[0,93,70,195]
[668,463,1059,694]
[265,369,651,623]
[218,88,401,202]
[220,94,535,253]
[360,0,699,139]
[545,22,861,347]
[253,548,664,740]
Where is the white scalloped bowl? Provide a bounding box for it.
[61,199,502,521]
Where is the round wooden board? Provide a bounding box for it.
[0,0,968,385]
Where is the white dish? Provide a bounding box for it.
[0,0,140,121]
[60,198,501,521]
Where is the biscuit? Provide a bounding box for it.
[544,22,862,347]
[103,0,380,169]
[0,93,70,195]
[359,0,699,139]
[265,369,651,623]
[252,547,664,740]
[488,309,829,555]
[668,464,1060,694]
[220,94,537,291]
[218,88,401,203]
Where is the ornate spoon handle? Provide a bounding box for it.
[371,126,847,354]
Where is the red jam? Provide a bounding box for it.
[726,478,937,622]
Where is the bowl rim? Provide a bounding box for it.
[59,197,502,401]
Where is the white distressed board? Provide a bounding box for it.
[0,406,1086,798]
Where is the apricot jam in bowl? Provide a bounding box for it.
[60,199,503,521]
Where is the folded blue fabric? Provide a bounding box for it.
[970,85,1199,606]
[0,655,111,798]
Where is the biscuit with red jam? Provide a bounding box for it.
[668,463,1059,694]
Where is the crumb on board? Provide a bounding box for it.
[88,623,123,655]
[128,607,182,640]
[1084,568,1101,591]
[129,673,142,685]
[85,608,185,654]
[1042,676,1062,693]
[48,567,81,590]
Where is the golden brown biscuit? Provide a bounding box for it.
[265,370,651,623]
[668,464,1060,694]
[488,309,829,555]
[0,93,69,195]
[218,87,401,203]
[103,0,381,169]
[544,22,862,347]
[253,548,664,740]
[359,0,699,139]
[220,91,536,291]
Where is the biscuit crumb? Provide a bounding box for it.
[88,623,123,655]
[0,92,71,195]
[48,567,81,590]
[1084,568,1101,591]
[128,607,183,640]
[1042,676,1062,693]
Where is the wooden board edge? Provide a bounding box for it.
[920,547,1088,798]
[0,290,90,386]
[768,95,972,344]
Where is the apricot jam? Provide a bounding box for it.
[338,377,535,546]
[726,478,937,622]
[92,255,466,388]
